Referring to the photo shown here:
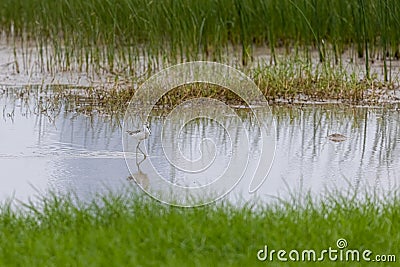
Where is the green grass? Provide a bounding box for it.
[1,0,399,104]
[1,0,400,77]
[0,190,399,266]
[1,0,399,107]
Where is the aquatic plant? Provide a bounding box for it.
[0,0,399,78]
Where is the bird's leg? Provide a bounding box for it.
[135,142,142,159]
[137,141,147,158]
[138,146,147,159]
[137,156,146,165]
[136,142,140,154]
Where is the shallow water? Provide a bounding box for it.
[1,87,400,204]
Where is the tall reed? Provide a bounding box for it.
[0,0,399,76]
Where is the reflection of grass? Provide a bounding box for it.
[1,190,398,266]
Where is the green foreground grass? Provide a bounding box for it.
[0,191,399,266]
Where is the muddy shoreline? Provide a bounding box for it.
[1,43,400,107]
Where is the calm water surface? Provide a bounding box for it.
[1,87,400,204]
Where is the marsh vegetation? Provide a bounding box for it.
[1,2,400,264]
[0,0,399,104]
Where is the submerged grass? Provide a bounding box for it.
[0,190,399,266]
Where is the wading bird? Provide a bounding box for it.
[126,122,151,157]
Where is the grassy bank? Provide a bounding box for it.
[1,0,400,78]
[0,191,399,266]
[1,59,397,120]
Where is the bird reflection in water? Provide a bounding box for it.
[127,156,149,190]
